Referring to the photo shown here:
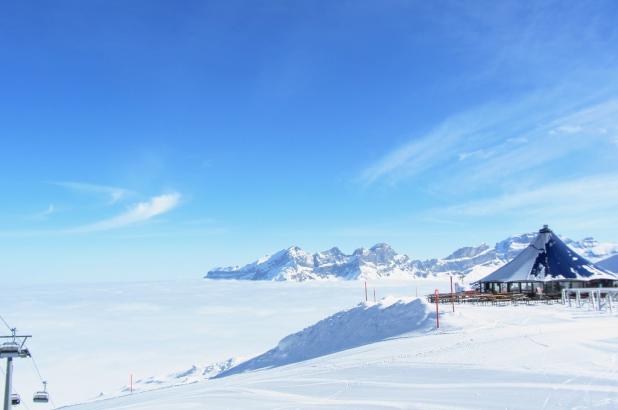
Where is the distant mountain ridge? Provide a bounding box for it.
[598,254,618,272]
[205,234,618,281]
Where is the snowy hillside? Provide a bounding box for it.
[5,279,443,406]
[66,302,618,410]
[218,297,433,377]
[115,358,238,396]
[206,233,618,281]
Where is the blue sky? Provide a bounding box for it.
[1,1,618,283]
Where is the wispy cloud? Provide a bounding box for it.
[359,96,618,188]
[68,193,181,233]
[0,193,182,237]
[52,181,133,204]
[30,204,55,220]
[358,96,543,185]
[458,149,494,161]
[440,174,618,218]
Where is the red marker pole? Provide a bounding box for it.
[450,276,455,313]
[434,289,440,329]
[364,281,368,302]
[130,373,133,393]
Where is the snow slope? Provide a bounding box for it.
[218,297,433,377]
[65,303,618,410]
[1,279,445,406]
[206,233,618,281]
[116,358,238,396]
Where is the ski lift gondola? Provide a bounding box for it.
[33,381,49,403]
[0,328,23,359]
[1,327,50,406]
[0,340,21,358]
[11,393,21,405]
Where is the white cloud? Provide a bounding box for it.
[30,204,55,220]
[53,181,132,204]
[506,137,528,144]
[440,174,618,217]
[358,107,490,185]
[357,97,539,185]
[458,149,494,161]
[551,124,583,134]
[358,96,618,188]
[69,193,181,233]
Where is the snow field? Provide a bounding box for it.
[66,302,618,409]
[0,279,445,405]
[5,278,618,409]
[218,296,434,377]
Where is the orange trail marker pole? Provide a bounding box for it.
[434,289,440,329]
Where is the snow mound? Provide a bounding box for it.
[117,358,238,395]
[218,297,433,377]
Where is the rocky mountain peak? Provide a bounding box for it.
[205,233,618,281]
[445,244,490,260]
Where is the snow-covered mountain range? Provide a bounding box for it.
[205,234,618,281]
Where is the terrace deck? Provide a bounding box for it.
[427,291,562,306]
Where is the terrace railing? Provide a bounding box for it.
[562,287,618,312]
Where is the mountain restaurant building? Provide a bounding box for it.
[477,225,618,295]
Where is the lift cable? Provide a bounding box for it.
[30,355,44,382]
[29,355,57,409]
[0,313,13,333]
[0,317,56,409]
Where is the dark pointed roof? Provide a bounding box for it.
[479,225,617,283]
